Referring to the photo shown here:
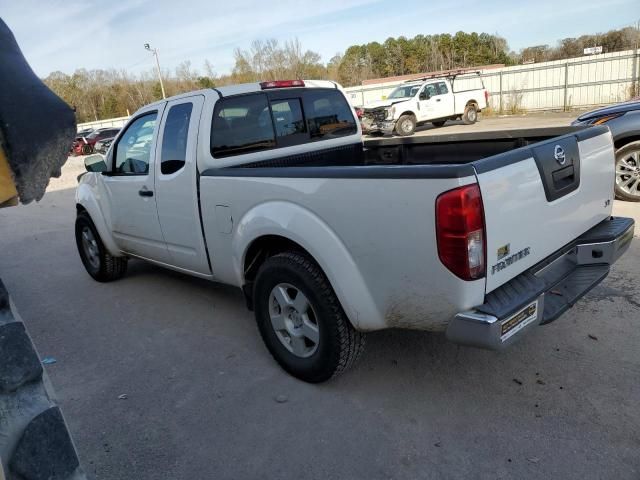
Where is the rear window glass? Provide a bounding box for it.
[210,89,356,158]
[271,98,306,138]
[211,94,275,158]
[302,89,357,140]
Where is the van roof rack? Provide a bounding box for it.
[404,69,481,83]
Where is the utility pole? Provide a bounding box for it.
[144,43,166,99]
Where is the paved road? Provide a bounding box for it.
[1,130,639,479]
[365,111,577,139]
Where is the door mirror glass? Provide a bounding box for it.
[84,154,107,173]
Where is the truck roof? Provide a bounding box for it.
[145,79,340,108]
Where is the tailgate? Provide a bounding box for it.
[475,126,615,293]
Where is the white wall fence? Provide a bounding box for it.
[344,49,640,112]
[77,116,129,132]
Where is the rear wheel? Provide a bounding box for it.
[75,212,127,282]
[395,114,416,136]
[80,144,93,155]
[253,252,365,383]
[432,120,446,128]
[614,141,640,201]
[462,104,478,125]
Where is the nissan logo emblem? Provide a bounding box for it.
[554,145,566,165]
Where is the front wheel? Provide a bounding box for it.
[395,114,416,136]
[75,212,128,282]
[614,141,640,202]
[462,104,478,125]
[253,252,365,383]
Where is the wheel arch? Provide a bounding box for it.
[233,202,383,331]
[614,134,640,151]
[75,181,120,256]
[398,110,417,119]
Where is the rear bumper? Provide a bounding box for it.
[446,216,635,350]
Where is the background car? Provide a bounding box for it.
[76,127,94,137]
[72,127,120,156]
[94,136,115,154]
[572,99,640,201]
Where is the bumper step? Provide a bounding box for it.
[540,264,609,324]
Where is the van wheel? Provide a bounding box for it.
[75,212,127,282]
[395,114,416,136]
[432,120,446,128]
[462,104,478,125]
[253,252,365,383]
[614,141,640,201]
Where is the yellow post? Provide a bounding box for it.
[0,146,18,207]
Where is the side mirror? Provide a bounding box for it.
[84,154,107,173]
[419,91,430,101]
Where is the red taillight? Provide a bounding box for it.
[436,184,486,281]
[484,89,489,103]
[260,80,305,89]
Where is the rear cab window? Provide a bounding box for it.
[210,88,356,159]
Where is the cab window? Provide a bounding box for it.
[301,89,357,140]
[161,103,193,175]
[211,94,275,158]
[435,82,449,95]
[423,84,438,98]
[113,112,157,174]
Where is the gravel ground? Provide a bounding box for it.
[1,116,639,479]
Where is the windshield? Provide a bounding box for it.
[387,84,421,99]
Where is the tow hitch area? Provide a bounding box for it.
[446,216,634,350]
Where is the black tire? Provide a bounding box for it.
[614,141,640,202]
[80,144,93,155]
[395,114,416,136]
[432,120,446,128]
[367,131,385,137]
[462,104,478,125]
[253,252,365,383]
[75,212,127,282]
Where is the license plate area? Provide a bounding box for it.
[501,300,539,342]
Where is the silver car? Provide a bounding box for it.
[572,100,640,201]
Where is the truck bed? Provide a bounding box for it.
[213,126,602,176]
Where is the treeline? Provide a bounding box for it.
[337,32,512,85]
[43,27,640,123]
[520,26,639,63]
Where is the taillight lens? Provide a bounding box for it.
[260,80,305,89]
[484,90,489,103]
[436,184,486,280]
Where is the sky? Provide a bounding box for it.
[2,0,639,78]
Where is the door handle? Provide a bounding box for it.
[436,99,441,102]
[138,188,154,197]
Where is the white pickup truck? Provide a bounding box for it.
[76,79,634,383]
[360,72,489,136]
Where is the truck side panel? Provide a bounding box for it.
[199,173,484,332]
